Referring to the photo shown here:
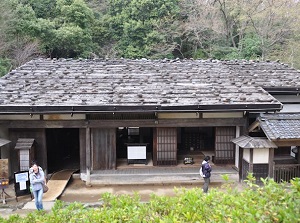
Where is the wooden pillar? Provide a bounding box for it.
[153,128,157,166]
[234,126,240,169]
[238,125,247,181]
[86,127,91,186]
[239,147,243,182]
[249,148,254,173]
[269,148,274,178]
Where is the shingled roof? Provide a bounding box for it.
[258,113,300,140]
[0,58,299,114]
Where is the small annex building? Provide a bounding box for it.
[0,58,299,184]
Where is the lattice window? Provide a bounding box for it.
[242,159,250,181]
[215,127,235,164]
[157,128,177,165]
[253,164,269,184]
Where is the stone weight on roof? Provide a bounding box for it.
[0,58,298,112]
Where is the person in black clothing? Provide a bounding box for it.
[201,156,212,193]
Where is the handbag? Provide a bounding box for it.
[42,183,49,193]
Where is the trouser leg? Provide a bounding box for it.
[203,177,210,193]
[33,190,38,210]
[34,189,44,210]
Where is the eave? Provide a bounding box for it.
[0,103,282,115]
[263,87,300,95]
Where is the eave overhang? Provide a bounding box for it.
[0,138,11,147]
[0,103,282,115]
[263,87,300,95]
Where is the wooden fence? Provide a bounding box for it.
[274,164,300,183]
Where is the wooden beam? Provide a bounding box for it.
[274,140,300,147]
[1,117,247,128]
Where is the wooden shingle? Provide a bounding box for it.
[0,58,299,113]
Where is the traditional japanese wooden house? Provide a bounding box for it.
[0,58,299,184]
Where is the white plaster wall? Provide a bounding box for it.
[243,148,250,162]
[253,149,269,164]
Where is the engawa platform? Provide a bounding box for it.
[82,165,239,186]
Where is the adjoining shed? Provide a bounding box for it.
[232,135,278,183]
[0,58,299,184]
[248,113,300,182]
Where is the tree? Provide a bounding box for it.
[44,0,96,57]
[19,0,57,19]
[179,0,223,58]
[238,0,300,60]
[104,0,180,58]
[0,1,41,69]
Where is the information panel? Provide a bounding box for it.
[127,144,147,164]
[14,171,31,198]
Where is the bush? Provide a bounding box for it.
[2,177,300,222]
[0,58,11,77]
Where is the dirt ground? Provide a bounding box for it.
[59,178,200,203]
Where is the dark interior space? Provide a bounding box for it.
[116,127,153,159]
[46,128,80,173]
[274,146,298,164]
[178,127,215,154]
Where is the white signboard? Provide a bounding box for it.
[127,146,146,159]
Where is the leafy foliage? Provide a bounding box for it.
[104,0,180,58]
[0,58,12,77]
[1,0,300,71]
[2,177,299,222]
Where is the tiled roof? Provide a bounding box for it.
[0,58,299,113]
[231,135,277,149]
[259,113,300,140]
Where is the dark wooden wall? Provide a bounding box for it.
[92,128,116,170]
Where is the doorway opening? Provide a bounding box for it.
[46,128,80,173]
[116,127,153,167]
[177,127,215,165]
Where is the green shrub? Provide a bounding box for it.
[4,177,300,223]
[0,58,11,77]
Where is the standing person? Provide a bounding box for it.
[200,156,212,193]
[29,161,46,210]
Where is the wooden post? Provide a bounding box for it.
[269,148,274,178]
[153,128,157,166]
[86,127,91,186]
[249,148,253,173]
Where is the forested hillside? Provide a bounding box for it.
[1,0,300,76]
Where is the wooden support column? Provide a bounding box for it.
[86,127,91,186]
[249,148,254,173]
[234,126,240,170]
[269,148,274,178]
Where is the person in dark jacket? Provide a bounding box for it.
[201,156,212,193]
[29,161,46,210]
